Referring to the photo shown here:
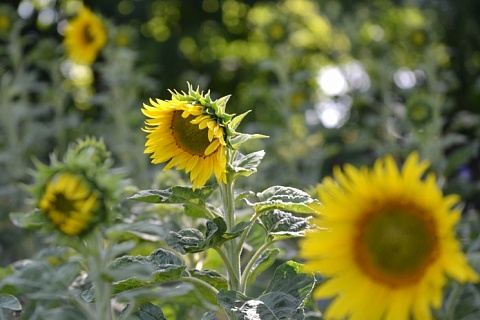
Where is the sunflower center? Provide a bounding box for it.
[172,111,212,156]
[356,207,438,287]
[82,24,95,44]
[52,192,76,216]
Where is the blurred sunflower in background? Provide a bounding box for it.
[30,137,120,238]
[300,152,478,320]
[142,86,228,190]
[39,172,99,236]
[63,6,107,64]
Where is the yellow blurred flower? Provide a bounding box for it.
[299,152,478,320]
[39,172,100,236]
[63,6,107,64]
[142,96,227,190]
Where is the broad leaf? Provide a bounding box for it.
[128,185,217,205]
[258,210,310,241]
[266,261,315,305]
[230,150,266,178]
[0,261,81,299]
[247,248,279,286]
[166,218,249,254]
[218,261,316,320]
[124,302,166,320]
[0,294,21,311]
[188,269,228,291]
[83,248,186,302]
[187,269,228,304]
[218,290,302,320]
[245,186,319,214]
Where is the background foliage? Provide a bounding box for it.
[1,0,480,317]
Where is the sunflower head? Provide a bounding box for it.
[142,83,242,190]
[63,6,107,65]
[30,137,120,237]
[299,152,478,320]
[39,172,102,236]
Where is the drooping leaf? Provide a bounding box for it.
[188,269,228,291]
[0,294,21,311]
[124,302,167,320]
[165,228,205,254]
[166,218,250,254]
[83,248,186,302]
[187,269,227,304]
[128,185,217,205]
[230,150,266,179]
[258,210,311,241]
[247,248,280,286]
[245,186,319,214]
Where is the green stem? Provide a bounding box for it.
[235,210,265,258]
[239,240,272,293]
[181,276,220,296]
[214,246,238,290]
[73,296,96,320]
[189,202,221,219]
[218,149,242,294]
[85,232,112,320]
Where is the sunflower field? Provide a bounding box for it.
[1,0,480,319]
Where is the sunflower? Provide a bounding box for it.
[39,172,100,236]
[63,6,107,65]
[142,96,227,190]
[299,152,478,320]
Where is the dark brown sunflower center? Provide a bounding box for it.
[82,24,95,44]
[356,208,438,287]
[52,192,76,216]
[172,111,212,156]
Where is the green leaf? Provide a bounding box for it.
[229,110,251,131]
[0,261,81,300]
[187,269,227,304]
[217,289,250,310]
[247,248,280,286]
[83,249,186,302]
[128,185,217,205]
[165,228,205,254]
[228,133,269,150]
[245,186,319,214]
[125,302,167,320]
[188,269,228,291]
[230,150,266,178]
[259,210,311,241]
[0,294,21,311]
[9,209,46,229]
[166,218,249,254]
[266,261,315,305]
[218,261,316,320]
